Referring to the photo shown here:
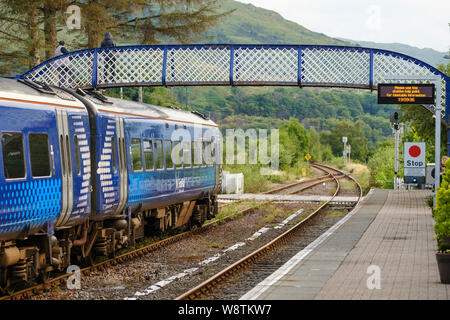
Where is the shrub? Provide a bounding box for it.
[434,159,450,252]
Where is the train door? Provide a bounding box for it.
[55,109,73,226]
[67,113,91,223]
[114,116,128,214]
[56,109,91,226]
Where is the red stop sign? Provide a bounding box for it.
[409,145,421,158]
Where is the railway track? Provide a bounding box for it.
[0,163,355,300]
[175,163,362,300]
[219,167,339,208]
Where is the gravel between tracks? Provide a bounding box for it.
[31,202,319,300]
[206,208,348,300]
[30,168,356,300]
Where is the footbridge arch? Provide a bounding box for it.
[19,44,449,151]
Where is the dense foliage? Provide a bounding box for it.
[367,140,398,189]
[399,62,450,160]
[434,159,450,252]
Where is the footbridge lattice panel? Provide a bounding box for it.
[20,44,449,119]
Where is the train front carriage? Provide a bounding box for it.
[0,78,91,288]
[0,78,222,291]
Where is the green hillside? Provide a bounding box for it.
[164,0,396,154]
[340,38,447,67]
[205,0,347,45]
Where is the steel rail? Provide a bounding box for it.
[219,172,332,209]
[0,204,259,300]
[175,163,356,300]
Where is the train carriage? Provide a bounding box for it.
[0,78,221,291]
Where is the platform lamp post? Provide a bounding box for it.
[385,75,443,206]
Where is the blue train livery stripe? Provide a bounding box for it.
[0,178,61,235]
[128,167,216,205]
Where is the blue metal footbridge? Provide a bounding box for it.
[19,43,450,150]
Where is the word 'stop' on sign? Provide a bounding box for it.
[378,83,435,104]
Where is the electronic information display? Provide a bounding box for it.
[378,84,435,104]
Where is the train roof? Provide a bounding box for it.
[85,94,218,127]
[0,77,217,127]
[0,77,86,109]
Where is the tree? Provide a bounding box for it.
[308,127,322,162]
[73,0,232,48]
[320,120,368,162]
[367,140,397,189]
[42,0,66,60]
[0,0,42,69]
[0,0,231,72]
[278,118,310,168]
[399,62,450,158]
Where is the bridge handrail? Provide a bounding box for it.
[19,44,449,120]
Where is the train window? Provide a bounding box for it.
[164,140,173,169]
[131,138,142,171]
[2,132,26,179]
[111,136,117,173]
[144,140,154,171]
[183,141,191,168]
[154,140,164,170]
[73,135,81,175]
[173,141,183,169]
[29,133,51,177]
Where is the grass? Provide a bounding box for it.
[326,210,347,217]
[324,157,371,195]
[207,200,263,224]
[205,242,224,249]
[261,202,291,223]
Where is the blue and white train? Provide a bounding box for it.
[0,78,222,290]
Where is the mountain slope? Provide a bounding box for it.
[205,0,348,45]
[205,1,446,67]
[339,38,447,67]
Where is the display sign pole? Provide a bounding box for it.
[384,75,442,206]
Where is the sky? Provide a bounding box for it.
[237,0,450,52]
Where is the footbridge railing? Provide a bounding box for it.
[20,44,449,120]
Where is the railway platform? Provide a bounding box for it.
[241,189,450,300]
